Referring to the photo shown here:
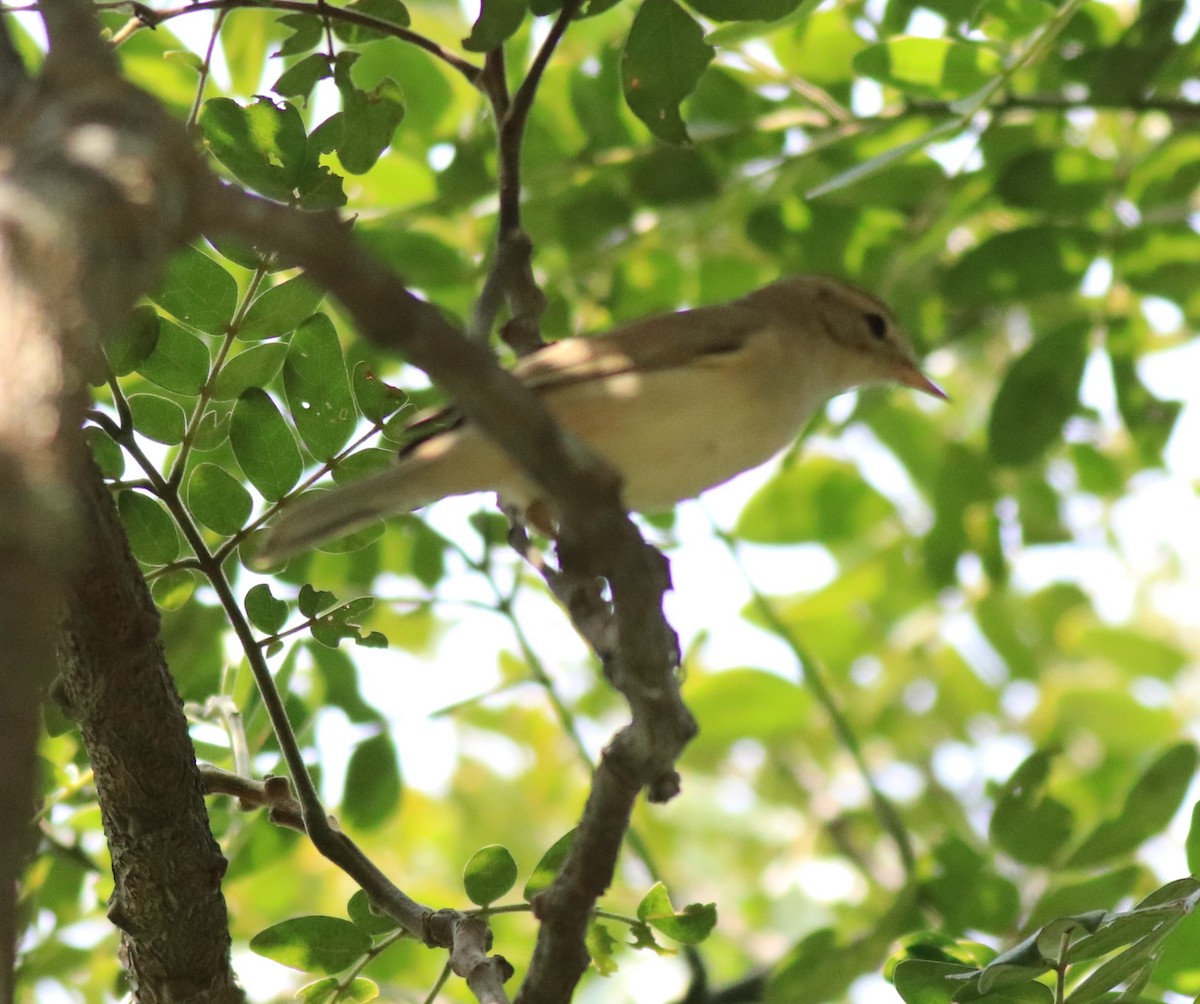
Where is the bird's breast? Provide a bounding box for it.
[540,330,822,511]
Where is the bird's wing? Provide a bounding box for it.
[397,302,770,455]
[513,301,768,389]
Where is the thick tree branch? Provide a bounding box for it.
[107,0,483,84]
[56,452,244,1004]
[203,187,696,1004]
[0,1,215,998]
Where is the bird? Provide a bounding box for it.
[256,275,945,563]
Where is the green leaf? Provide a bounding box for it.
[637,883,717,944]
[351,362,406,422]
[298,583,337,617]
[117,491,179,565]
[684,669,808,765]
[570,47,632,152]
[1026,867,1141,932]
[1066,743,1199,868]
[523,829,575,900]
[191,405,233,452]
[683,0,802,20]
[1065,930,1168,1003]
[273,52,332,103]
[463,845,519,906]
[921,838,1020,935]
[200,96,309,200]
[853,37,1002,98]
[105,306,160,375]
[462,0,527,51]
[151,246,239,335]
[283,314,357,460]
[277,13,323,56]
[332,0,411,44]
[239,274,325,341]
[249,916,370,974]
[230,389,302,500]
[128,393,186,445]
[1188,802,1200,876]
[296,976,378,1003]
[346,890,400,936]
[244,583,289,635]
[767,887,921,1002]
[151,568,197,611]
[341,733,402,830]
[621,0,713,144]
[945,226,1095,306]
[736,457,895,544]
[357,227,472,287]
[136,320,210,396]
[87,427,125,479]
[629,147,720,205]
[309,645,383,724]
[893,959,978,1004]
[213,343,289,400]
[219,15,269,94]
[987,322,1088,466]
[187,463,253,535]
[989,750,1074,865]
[587,921,620,975]
[995,148,1113,214]
[333,52,405,174]
[774,7,867,87]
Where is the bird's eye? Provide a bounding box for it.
[863,311,888,341]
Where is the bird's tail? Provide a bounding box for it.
[255,461,440,565]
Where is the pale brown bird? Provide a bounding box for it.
[257,275,944,562]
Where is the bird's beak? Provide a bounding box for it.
[896,361,948,400]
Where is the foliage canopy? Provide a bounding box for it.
[9,0,1200,1002]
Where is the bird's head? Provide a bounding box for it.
[746,275,947,400]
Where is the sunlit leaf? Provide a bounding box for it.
[463,845,518,906]
[249,916,370,974]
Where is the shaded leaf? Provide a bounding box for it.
[239,275,324,342]
[137,321,210,395]
[118,491,179,566]
[244,583,289,635]
[342,733,402,830]
[621,0,713,144]
[333,52,405,174]
[187,463,253,535]
[105,306,160,376]
[282,314,357,459]
[213,343,289,400]
[230,389,302,500]
[151,245,239,335]
[462,0,527,51]
[987,323,1088,466]
[128,393,186,445]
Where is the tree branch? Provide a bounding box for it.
[0,1,210,996]
[107,0,483,85]
[56,451,244,1004]
[202,186,695,1004]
